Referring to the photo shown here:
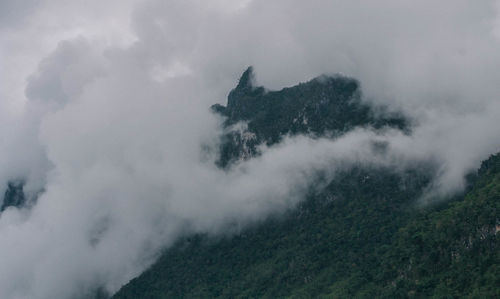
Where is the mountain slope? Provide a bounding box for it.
[113,155,499,299]
[113,154,499,298]
[380,153,500,298]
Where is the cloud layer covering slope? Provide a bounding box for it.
[1,0,500,298]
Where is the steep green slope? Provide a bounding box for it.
[113,154,499,299]
[112,166,429,298]
[378,153,500,298]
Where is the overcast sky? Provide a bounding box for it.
[1,1,500,298]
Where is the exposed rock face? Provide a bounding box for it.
[212,67,406,167]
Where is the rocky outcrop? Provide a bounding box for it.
[212,67,406,167]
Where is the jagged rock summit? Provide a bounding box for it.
[212,67,406,167]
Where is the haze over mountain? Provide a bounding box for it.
[1,1,500,298]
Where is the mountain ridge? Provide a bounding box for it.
[111,69,499,298]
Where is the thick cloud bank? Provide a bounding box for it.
[1,0,500,298]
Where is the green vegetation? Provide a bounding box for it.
[113,155,499,298]
[381,154,500,298]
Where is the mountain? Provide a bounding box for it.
[112,69,498,298]
[1,181,26,212]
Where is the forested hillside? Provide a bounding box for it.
[113,154,499,299]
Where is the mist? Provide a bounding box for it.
[1,0,500,298]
